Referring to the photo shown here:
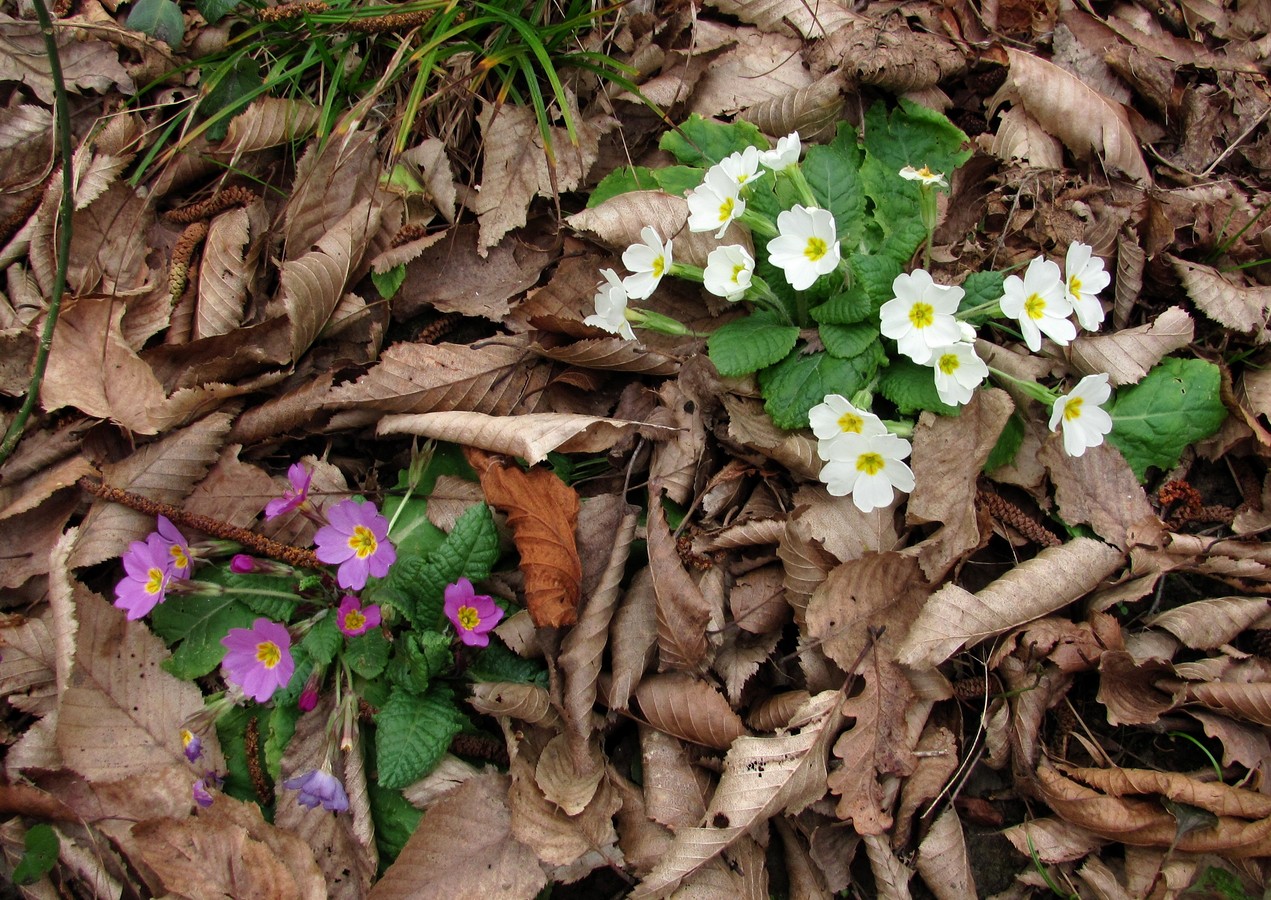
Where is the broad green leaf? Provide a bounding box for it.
[860,155,928,263]
[264,701,301,784]
[802,130,866,248]
[372,265,407,300]
[367,749,423,862]
[588,165,661,206]
[758,345,885,430]
[862,98,972,176]
[659,114,767,167]
[819,323,879,359]
[1107,358,1227,481]
[374,686,465,789]
[196,0,240,23]
[126,0,184,46]
[199,56,262,141]
[811,284,877,325]
[387,631,453,695]
[464,637,548,687]
[878,358,959,417]
[852,253,904,309]
[959,269,1005,324]
[216,705,268,805]
[345,629,390,679]
[151,595,256,679]
[189,566,300,621]
[12,824,58,885]
[655,165,708,197]
[706,315,800,377]
[985,413,1025,472]
[300,612,342,669]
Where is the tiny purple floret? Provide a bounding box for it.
[336,595,382,637]
[443,579,503,648]
[313,500,396,590]
[283,769,349,812]
[265,462,313,520]
[220,618,295,703]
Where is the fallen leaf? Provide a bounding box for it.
[635,672,747,750]
[1147,596,1270,649]
[1069,306,1194,386]
[915,808,976,900]
[0,12,134,103]
[1172,255,1271,341]
[647,496,711,670]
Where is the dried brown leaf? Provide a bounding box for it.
[0,13,134,103]
[714,628,780,706]
[990,48,1150,183]
[915,808,976,900]
[810,18,965,92]
[648,497,711,671]
[1040,439,1157,550]
[986,107,1065,169]
[894,725,958,849]
[638,725,709,829]
[609,566,658,710]
[1189,710,1271,772]
[807,552,926,672]
[705,0,859,38]
[897,538,1124,669]
[1069,306,1194,386]
[632,692,841,899]
[1185,681,1271,726]
[1148,596,1270,649]
[744,70,847,143]
[534,733,604,817]
[283,129,379,260]
[533,337,680,376]
[1001,817,1106,863]
[729,564,790,634]
[0,612,57,715]
[1172,255,1271,340]
[636,672,747,750]
[371,774,546,899]
[690,29,811,116]
[723,395,820,482]
[468,448,581,627]
[469,682,559,727]
[223,98,321,156]
[862,833,913,900]
[611,767,674,876]
[1096,650,1180,726]
[568,191,752,269]
[195,206,251,339]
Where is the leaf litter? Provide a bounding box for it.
[1,0,1271,896]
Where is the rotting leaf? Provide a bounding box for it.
[466,448,581,628]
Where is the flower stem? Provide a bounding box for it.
[988,367,1058,406]
[955,299,1003,321]
[738,209,778,238]
[785,166,819,209]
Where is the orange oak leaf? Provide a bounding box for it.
[466,447,582,627]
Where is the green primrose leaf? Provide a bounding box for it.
[463,637,549,687]
[959,269,1005,323]
[151,595,257,679]
[216,705,267,804]
[706,314,800,377]
[862,98,972,177]
[344,629,390,679]
[196,0,240,24]
[811,284,876,325]
[819,323,879,359]
[852,253,904,309]
[387,631,453,695]
[656,165,709,197]
[199,57,262,141]
[300,612,342,669]
[374,685,465,789]
[759,345,886,430]
[860,155,928,263]
[659,114,767,167]
[802,129,866,248]
[372,265,407,300]
[589,165,661,206]
[264,701,301,784]
[12,824,59,885]
[984,413,1025,472]
[383,503,499,629]
[1107,358,1227,482]
[126,0,184,46]
[367,751,423,862]
[878,358,960,417]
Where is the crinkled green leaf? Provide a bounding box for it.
[126,0,184,45]
[656,165,708,197]
[759,345,885,430]
[196,0,240,22]
[374,685,465,789]
[345,629,390,679]
[819,322,879,359]
[707,314,800,377]
[589,165,662,206]
[1107,357,1227,481]
[802,125,866,248]
[959,269,1005,324]
[811,284,877,325]
[659,114,768,167]
[264,701,301,784]
[387,630,453,695]
[151,595,256,679]
[878,358,959,417]
[862,98,972,176]
[852,253,904,308]
[464,637,548,687]
[860,156,928,263]
[300,612,342,669]
[367,742,423,862]
[985,413,1025,472]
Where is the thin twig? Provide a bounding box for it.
[0,0,73,470]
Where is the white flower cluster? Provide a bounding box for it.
[808,395,914,512]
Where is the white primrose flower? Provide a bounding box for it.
[759,132,801,170]
[928,341,989,407]
[768,205,840,291]
[584,268,635,340]
[818,431,916,512]
[879,269,965,365]
[808,393,887,460]
[1049,373,1113,458]
[703,244,755,302]
[1064,242,1111,331]
[687,168,746,238]
[999,256,1075,352]
[621,226,673,301]
[717,146,762,190]
[899,165,948,188]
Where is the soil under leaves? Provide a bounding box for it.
[2,0,1271,897]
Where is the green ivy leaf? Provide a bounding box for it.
[706,314,800,377]
[659,114,767,167]
[345,629,390,679]
[12,824,59,886]
[759,345,885,430]
[802,126,866,248]
[300,612,342,669]
[387,631,453,695]
[151,595,256,679]
[984,413,1025,472]
[878,358,959,417]
[374,685,465,789]
[1107,358,1227,482]
[819,323,879,359]
[381,503,499,629]
[372,265,407,300]
[126,0,184,45]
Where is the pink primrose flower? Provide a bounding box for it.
[156,516,192,577]
[265,462,313,520]
[114,534,176,620]
[220,618,295,703]
[443,579,504,648]
[336,595,381,637]
[313,500,397,590]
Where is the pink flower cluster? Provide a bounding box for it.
[114,516,191,620]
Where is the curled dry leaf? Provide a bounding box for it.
[534,733,605,817]
[647,497,711,670]
[989,48,1150,183]
[808,552,927,672]
[567,190,752,269]
[1171,255,1271,341]
[897,538,1124,669]
[1147,596,1270,649]
[466,448,581,628]
[532,338,680,376]
[631,692,841,899]
[608,566,658,710]
[1039,440,1156,551]
[745,70,847,143]
[469,682,559,727]
[381,411,675,466]
[1184,681,1271,726]
[639,725,711,829]
[222,98,321,157]
[1069,306,1194,387]
[705,0,859,38]
[1001,816,1107,864]
[690,28,811,116]
[195,206,252,340]
[915,807,976,900]
[986,107,1065,169]
[635,672,747,750]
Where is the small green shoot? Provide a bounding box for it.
[1168,731,1224,783]
[1025,831,1079,900]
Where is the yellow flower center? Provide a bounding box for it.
[836,412,864,434]
[256,640,282,669]
[1023,293,1047,320]
[731,263,746,283]
[652,257,665,277]
[348,525,378,559]
[918,166,934,179]
[1063,397,1084,421]
[804,237,828,262]
[181,729,195,748]
[169,544,189,570]
[145,567,166,595]
[938,353,960,375]
[856,452,885,475]
[908,302,935,329]
[1069,275,1082,296]
[457,605,481,631]
[343,609,367,632]
[718,196,735,222]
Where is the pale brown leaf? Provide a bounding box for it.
[723,395,820,482]
[636,673,747,750]
[223,98,321,156]
[897,538,1124,669]
[639,725,710,829]
[1189,710,1271,772]
[893,725,958,848]
[283,129,379,260]
[533,337,680,376]
[469,682,559,726]
[690,29,812,116]
[745,70,847,143]
[609,566,658,710]
[0,613,57,715]
[777,512,837,619]
[1001,817,1106,863]
[1147,596,1270,650]
[915,808,975,900]
[746,691,812,732]
[534,733,604,817]
[611,767,674,876]
[381,411,675,466]
[713,628,780,706]
[1172,255,1271,340]
[195,206,251,339]
[1113,229,1145,329]
[705,0,860,38]
[1040,438,1157,550]
[648,498,711,671]
[55,591,224,782]
[807,552,927,672]
[986,107,1065,169]
[1069,306,1194,386]
[632,692,841,899]
[1185,681,1271,726]
[990,48,1150,183]
[371,774,545,899]
[729,564,791,634]
[810,18,965,92]
[863,834,914,900]
[0,13,134,103]
[567,191,752,269]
